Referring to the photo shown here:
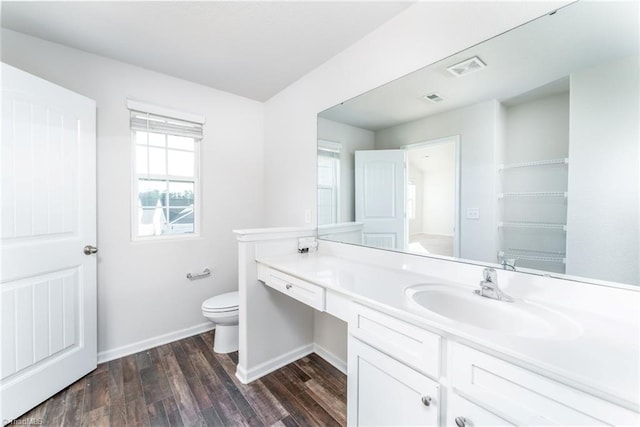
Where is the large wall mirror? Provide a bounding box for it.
[317,1,639,286]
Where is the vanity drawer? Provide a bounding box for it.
[447,393,514,427]
[451,343,638,426]
[349,302,440,379]
[259,265,325,312]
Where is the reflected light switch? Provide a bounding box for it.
[466,208,480,219]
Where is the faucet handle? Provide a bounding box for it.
[483,267,497,283]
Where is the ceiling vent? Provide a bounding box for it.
[447,56,486,77]
[423,92,444,103]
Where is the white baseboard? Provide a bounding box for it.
[99,325,348,381]
[236,343,314,384]
[97,322,215,364]
[235,342,347,384]
[314,343,347,374]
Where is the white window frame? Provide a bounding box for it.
[128,100,205,241]
[317,139,341,225]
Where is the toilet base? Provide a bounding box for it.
[213,324,239,354]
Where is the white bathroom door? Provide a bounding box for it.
[355,150,407,250]
[0,63,97,422]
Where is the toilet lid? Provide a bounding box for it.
[202,291,238,311]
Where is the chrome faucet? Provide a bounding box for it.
[501,257,517,271]
[474,268,514,302]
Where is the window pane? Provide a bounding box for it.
[135,131,148,146]
[168,149,194,177]
[138,179,167,207]
[136,145,148,174]
[148,132,165,147]
[318,187,335,225]
[318,156,336,186]
[138,207,166,236]
[168,135,194,151]
[168,181,194,208]
[148,147,166,175]
[166,207,194,234]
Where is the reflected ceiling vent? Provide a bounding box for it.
[447,56,486,77]
[423,92,444,103]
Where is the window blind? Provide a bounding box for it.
[318,140,341,159]
[130,111,204,140]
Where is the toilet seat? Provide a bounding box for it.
[202,291,238,313]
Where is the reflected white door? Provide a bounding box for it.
[355,150,407,250]
[1,64,97,421]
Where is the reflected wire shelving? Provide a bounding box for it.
[498,191,567,199]
[498,157,569,171]
[498,221,567,231]
[498,249,566,264]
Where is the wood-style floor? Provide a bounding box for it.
[16,331,347,426]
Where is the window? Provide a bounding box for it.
[128,101,204,239]
[317,140,341,225]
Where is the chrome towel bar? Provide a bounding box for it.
[187,268,211,280]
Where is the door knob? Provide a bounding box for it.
[421,395,432,406]
[455,416,467,427]
[83,245,98,255]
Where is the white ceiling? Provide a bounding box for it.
[0,1,413,101]
[319,1,639,130]
[408,142,455,174]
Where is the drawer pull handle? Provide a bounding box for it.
[455,416,467,427]
[285,284,293,290]
[421,395,432,406]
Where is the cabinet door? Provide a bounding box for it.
[348,336,439,426]
[447,393,514,427]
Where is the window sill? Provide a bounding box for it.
[131,233,203,244]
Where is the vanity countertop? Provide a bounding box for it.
[256,252,640,409]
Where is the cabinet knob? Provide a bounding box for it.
[421,395,432,406]
[285,284,293,290]
[454,416,467,427]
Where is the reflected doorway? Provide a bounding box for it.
[404,136,460,258]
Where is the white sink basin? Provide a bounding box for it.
[405,284,581,339]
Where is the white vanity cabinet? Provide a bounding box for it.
[348,303,441,426]
[347,303,638,427]
[254,260,639,427]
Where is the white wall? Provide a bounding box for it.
[504,93,569,164]
[1,29,265,357]
[317,117,375,222]
[408,165,424,236]
[566,56,639,285]
[420,143,456,237]
[376,100,500,263]
[263,0,568,362]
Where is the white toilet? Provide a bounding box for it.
[201,291,239,354]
